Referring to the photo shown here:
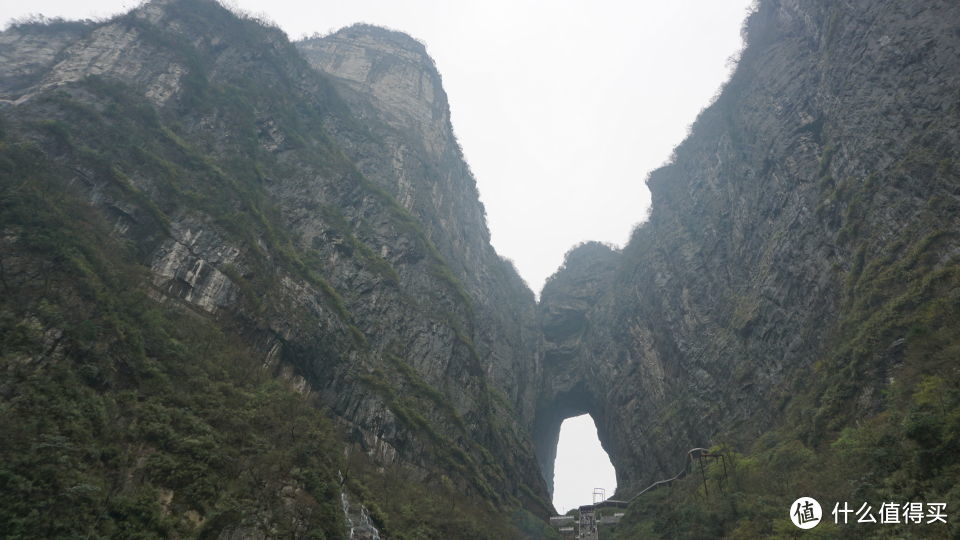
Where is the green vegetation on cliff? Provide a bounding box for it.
[603,2,960,537]
[0,136,346,537]
[0,1,550,537]
[614,237,960,537]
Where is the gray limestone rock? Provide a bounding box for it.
[3,0,959,531]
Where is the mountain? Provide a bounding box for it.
[538,1,960,537]
[0,1,550,537]
[1,0,959,538]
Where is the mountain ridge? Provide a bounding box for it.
[539,1,960,535]
[0,1,552,537]
[2,0,959,538]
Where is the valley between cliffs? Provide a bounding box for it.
[1,0,959,538]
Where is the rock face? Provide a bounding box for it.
[2,0,959,535]
[298,26,450,160]
[535,0,960,496]
[296,26,544,432]
[533,242,620,495]
[0,0,551,532]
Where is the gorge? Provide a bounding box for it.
[1,0,959,538]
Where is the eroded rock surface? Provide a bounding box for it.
[535,0,960,495]
[3,0,959,531]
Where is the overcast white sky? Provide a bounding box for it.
[2,0,753,514]
[553,414,615,514]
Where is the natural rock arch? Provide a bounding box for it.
[534,242,621,497]
[532,382,613,497]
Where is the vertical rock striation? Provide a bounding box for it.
[536,0,960,497]
[3,0,959,534]
[0,1,551,531]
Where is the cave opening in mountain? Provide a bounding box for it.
[551,414,617,514]
[532,378,621,513]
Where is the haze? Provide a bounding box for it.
[2,0,753,513]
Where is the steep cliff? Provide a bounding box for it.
[296,25,544,432]
[3,0,959,537]
[0,1,551,537]
[537,1,960,536]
